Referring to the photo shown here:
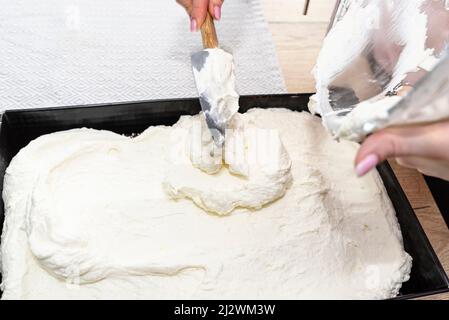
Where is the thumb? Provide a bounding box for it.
[191,0,209,31]
[176,0,193,13]
[208,0,224,20]
[176,0,208,31]
[354,124,446,177]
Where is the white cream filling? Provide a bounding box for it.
[164,113,292,215]
[1,109,411,300]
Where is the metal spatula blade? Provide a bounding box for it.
[191,50,226,146]
[190,12,232,147]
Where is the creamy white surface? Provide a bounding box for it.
[165,113,292,215]
[1,109,411,299]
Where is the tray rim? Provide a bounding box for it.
[1,93,308,116]
[377,162,449,300]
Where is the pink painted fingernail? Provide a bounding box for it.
[356,154,380,177]
[214,5,221,20]
[190,18,197,32]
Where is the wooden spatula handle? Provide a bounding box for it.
[201,12,218,49]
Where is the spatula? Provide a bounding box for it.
[191,12,239,147]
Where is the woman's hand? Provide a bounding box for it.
[355,120,449,181]
[176,0,224,32]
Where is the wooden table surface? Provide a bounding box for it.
[261,0,449,300]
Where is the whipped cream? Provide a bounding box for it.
[1,109,411,299]
[164,113,292,215]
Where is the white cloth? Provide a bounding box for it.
[0,0,286,112]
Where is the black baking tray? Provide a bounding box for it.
[424,176,449,229]
[0,93,448,300]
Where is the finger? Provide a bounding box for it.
[176,0,196,31]
[395,156,421,169]
[396,156,449,181]
[355,122,449,177]
[208,0,224,20]
[355,129,412,176]
[191,0,209,31]
[396,156,436,170]
[176,0,193,14]
[417,161,449,181]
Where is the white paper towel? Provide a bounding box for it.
[0,0,286,112]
